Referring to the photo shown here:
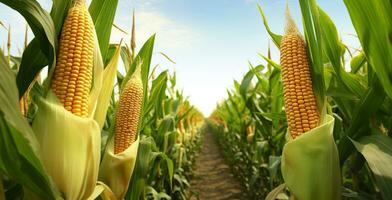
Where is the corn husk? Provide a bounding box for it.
[99,136,140,199]
[32,92,101,200]
[31,32,103,199]
[281,115,341,200]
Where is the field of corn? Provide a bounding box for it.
[0,0,391,199]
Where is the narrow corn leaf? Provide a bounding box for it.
[239,69,255,99]
[258,53,281,70]
[146,71,168,119]
[350,52,366,74]
[343,0,392,100]
[0,0,56,58]
[270,69,283,129]
[120,45,132,72]
[257,4,282,47]
[89,181,117,200]
[159,52,176,64]
[126,137,161,200]
[351,135,392,200]
[125,35,155,98]
[51,0,72,32]
[0,0,57,97]
[318,7,364,97]
[298,0,326,116]
[339,78,385,163]
[89,0,119,60]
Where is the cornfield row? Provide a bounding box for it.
[1,0,392,200]
[0,0,203,199]
[209,0,392,200]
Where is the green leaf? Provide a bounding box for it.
[126,137,160,200]
[0,0,58,97]
[144,71,168,120]
[299,0,326,114]
[159,52,176,64]
[89,0,119,60]
[339,78,386,163]
[239,69,254,99]
[0,50,60,199]
[318,8,364,98]
[258,53,281,70]
[269,69,283,128]
[0,0,56,58]
[257,4,282,47]
[344,0,392,100]
[162,154,174,189]
[351,135,392,200]
[51,0,72,33]
[123,35,155,112]
[350,52,366,74]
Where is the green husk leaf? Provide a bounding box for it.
[282,115,340,200]
[32,92,101,200]
[99,137,140,200]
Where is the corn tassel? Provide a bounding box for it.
[51,0,94,118]
[280,10,319,139]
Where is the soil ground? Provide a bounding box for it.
[190,132,248,200]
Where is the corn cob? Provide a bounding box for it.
[51,0,94,118]
[280,10,319,139]
[246,125,254,136]
[114,67,143,154]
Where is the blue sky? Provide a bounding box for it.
[0,0,359,116]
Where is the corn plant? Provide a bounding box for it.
[209,62,286,199]
[211,0,392,199]
[0,0,204,199]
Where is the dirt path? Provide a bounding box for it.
[190,132,247,200]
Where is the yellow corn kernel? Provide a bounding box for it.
[280,10,319,139]
[114,68,143,154]
[51,0,94,118]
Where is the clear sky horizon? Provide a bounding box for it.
[0,0,359,116]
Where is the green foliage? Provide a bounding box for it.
[212,1,392,199]
[209,65,286,199]
[0,1,204,199]
[0,49,60,199]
